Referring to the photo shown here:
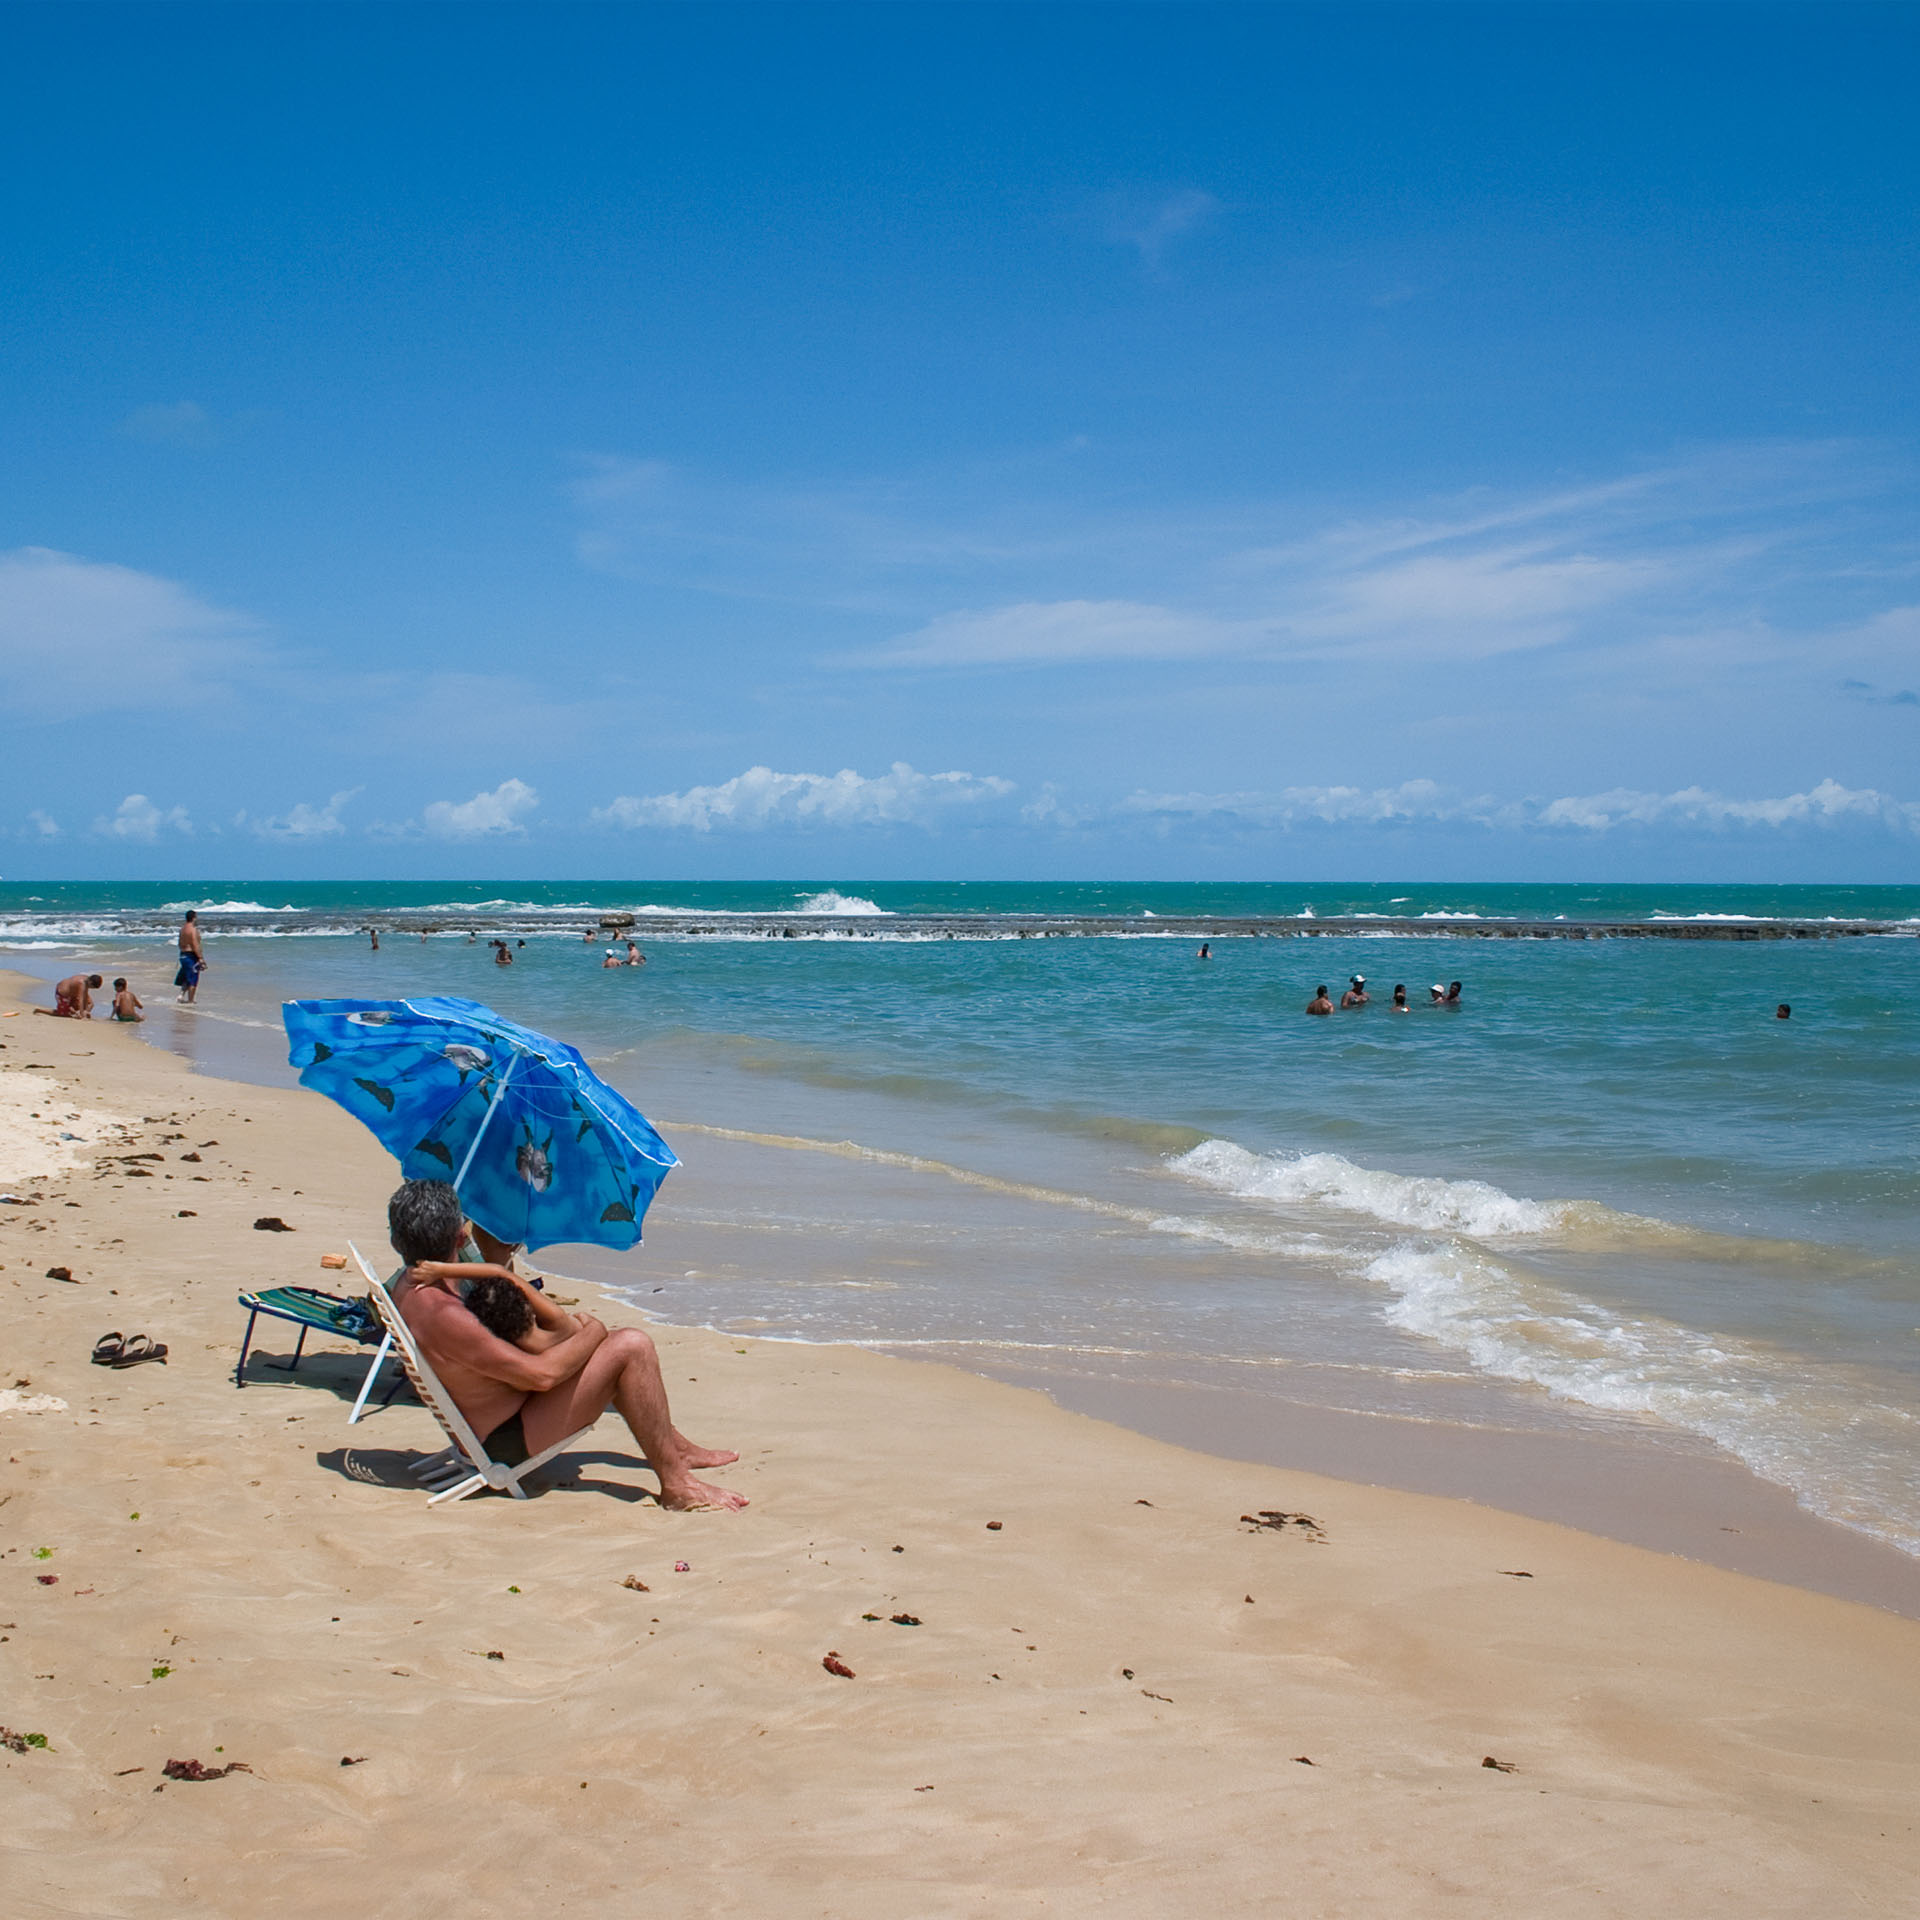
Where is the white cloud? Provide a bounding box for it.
[27,809,60,838]
[95,794,192,842]
[1536,778,1920,834]
[121,401,215,446]
[246,789,362,840]
[857,599,1264,669]
[1109,776,1920,837]
[1118,780,1476,829]
[0,546,260,715]
[594,762,1015,832]
[422,779,540,839]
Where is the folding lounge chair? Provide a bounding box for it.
[347,1243,598,1506]
[234,1284,404,1414]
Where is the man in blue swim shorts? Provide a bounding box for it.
[176,909,206,1003]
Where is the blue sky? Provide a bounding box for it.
[3,0,1917,880]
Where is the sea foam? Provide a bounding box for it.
[1365,1240,1920,1554]
[1170,1139,1566,1237]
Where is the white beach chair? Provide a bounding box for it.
[347,1243,598,1506]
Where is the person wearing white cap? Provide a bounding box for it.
[1340,974,1370,1009]
[1429,983,1446,1005]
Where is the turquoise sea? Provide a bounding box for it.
[5,880,1917,1568]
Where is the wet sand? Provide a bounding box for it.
[3,973,1918,1915]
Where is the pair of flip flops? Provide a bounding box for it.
[91,1332,168,1369]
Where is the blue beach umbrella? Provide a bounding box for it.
[281,996,677,1252]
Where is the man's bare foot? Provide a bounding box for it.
[659,1475,749,1512]
[679,1442,740,1469]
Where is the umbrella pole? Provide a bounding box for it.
[452,1052,517,1194]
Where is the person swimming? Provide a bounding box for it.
[1390,983,1409,1013]
[1306,984,1334,1016]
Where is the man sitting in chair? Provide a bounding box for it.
[387,1179,746,1512]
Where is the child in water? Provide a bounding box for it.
[110,978,144,1021]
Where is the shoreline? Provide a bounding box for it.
[5,974,1920,1911]
[14,964,1919,1618]
[99,970,1920,1619]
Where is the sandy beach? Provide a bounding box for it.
[3,969,1918,1916]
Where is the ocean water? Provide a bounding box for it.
[5,880,1917,1562]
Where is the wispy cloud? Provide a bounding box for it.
[1099,187,1220,269]
[27,809,60,838]
[857,600,1265,669]
[0,547,261,715]
[121,401,217,446]
[243,789,363,840]
[575,440,1916,682]
[421,779,539,839]
[594,762,1014,832]
[95,794,193,842]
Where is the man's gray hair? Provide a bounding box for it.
[388,1179,465,1266]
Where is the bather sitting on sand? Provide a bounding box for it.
[37,973,102,1018]
[387,1179,746,1511]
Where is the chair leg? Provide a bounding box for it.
[235,1307,260,1387]
[346,1333,394,1425]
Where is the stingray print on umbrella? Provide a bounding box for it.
[280,995,678,1252]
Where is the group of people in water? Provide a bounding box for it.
[588,932,647,968]
[1306,974,1462,1016]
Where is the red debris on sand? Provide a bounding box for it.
[673,1560,690,1573]
[985,1521,1003,1530]
[162,1758,252,1781]
[822,1653,855,1678]
[36,1575,57,1586]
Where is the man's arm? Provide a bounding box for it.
[409,1285,605,1393]
[411,1258,576,1336]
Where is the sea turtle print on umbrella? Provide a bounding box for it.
[282,996,677,1252]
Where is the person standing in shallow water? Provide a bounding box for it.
[1306,984,1334,1016]
[1341,975,1369,1008]
[1776,1003,1792,1020]
[1390,983,1410,1013]
[176,909,205,1004]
